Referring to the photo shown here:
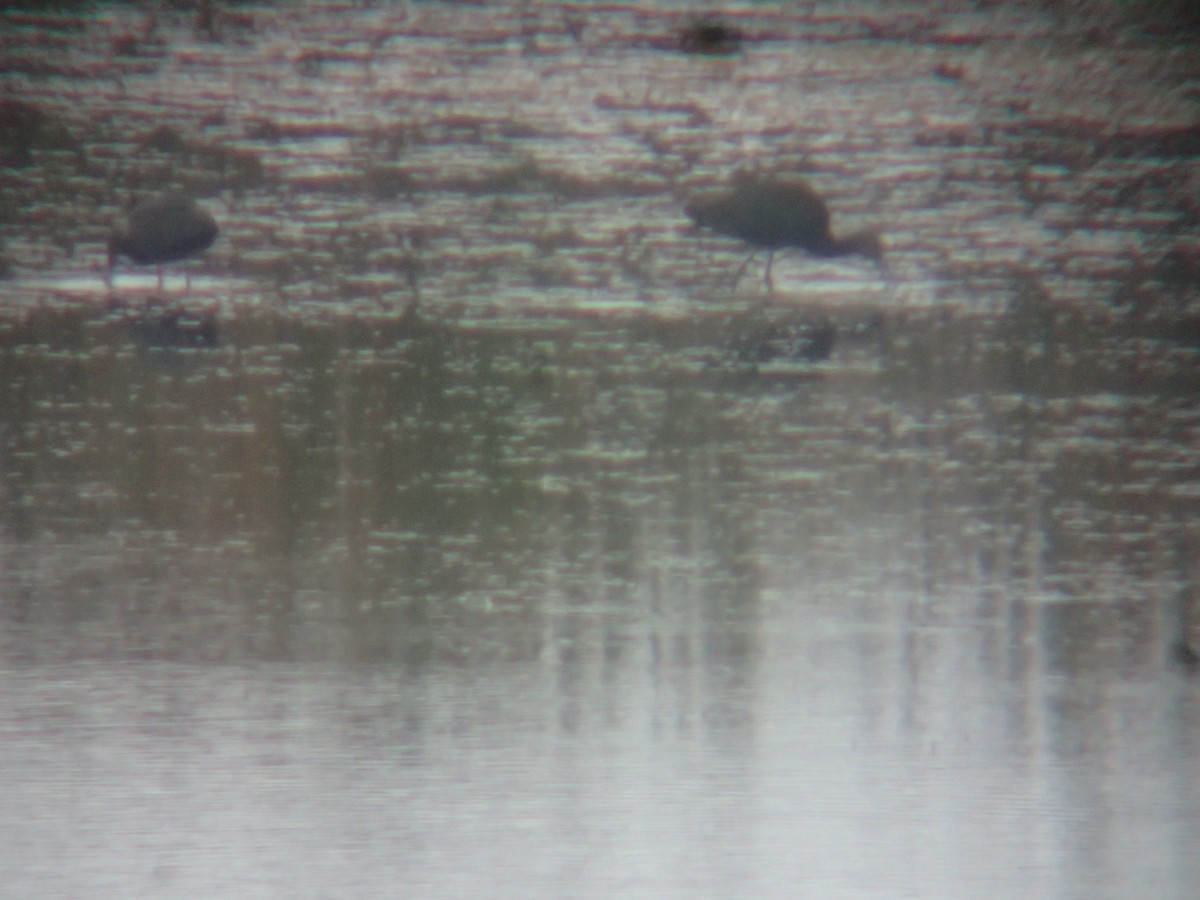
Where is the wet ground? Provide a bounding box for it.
[2,2,1199,898]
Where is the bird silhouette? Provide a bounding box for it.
[686,173,883,290]
[677,18,743,55]
[107,193,219,291]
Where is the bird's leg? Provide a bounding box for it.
[763,251,775,292]
[732,252,756,288]
[157,266,164,293]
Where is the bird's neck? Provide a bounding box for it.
[815,231,876,258]
[107,230,136,268]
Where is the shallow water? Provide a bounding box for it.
[2,2,1199,898]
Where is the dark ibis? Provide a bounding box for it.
[685,173,883,290]
[1172,638,1200,673]
[677,18,743,55]
[107,193,219,291]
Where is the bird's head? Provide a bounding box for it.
[683,195,713,230]
[844,230,884,265]
[683,190,737,233]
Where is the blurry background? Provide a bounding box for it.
[1,2,1198,897]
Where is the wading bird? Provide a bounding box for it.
[685,173,883,290]
[107,193,219,291]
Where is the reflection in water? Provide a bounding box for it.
[1,306,1198,897]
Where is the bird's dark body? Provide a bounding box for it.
[109,194,218,267]
[687,178,833,252]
